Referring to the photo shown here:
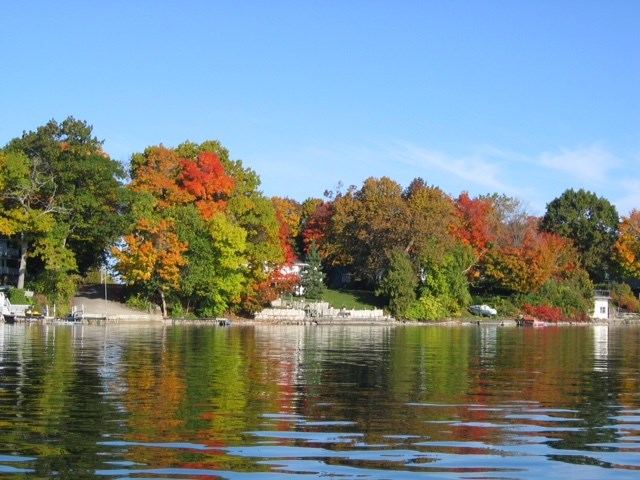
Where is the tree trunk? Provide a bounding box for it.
[17,233,28,289]
[159,290,167,318]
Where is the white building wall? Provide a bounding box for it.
[593,298,609,320]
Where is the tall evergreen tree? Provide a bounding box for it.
[301,240,326,300]
[376,249,417,318]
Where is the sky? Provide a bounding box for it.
[1,0,638,216]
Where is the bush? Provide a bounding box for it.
[126,294,152,311]
[405,295,447,321]
[169,302,197,319]
[31,272,79,317]
[610,282,640,313]
[8,288,33,305]
[522,303,563,322]
[513,271,593,320]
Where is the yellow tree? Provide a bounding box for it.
[327,177,409,283]
[112,218,188,317]
[614,210,640,279]
[403,179,459,263]
[271,197,302,239]
[0,150,57,288]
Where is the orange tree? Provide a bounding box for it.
[484,218,580,294]
[451,192,498,280]
[114,140,285,317]
[112,217,187,317]
[614,209,640,279]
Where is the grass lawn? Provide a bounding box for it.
[322,288,385,310]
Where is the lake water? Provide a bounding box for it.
[0,322,638,479]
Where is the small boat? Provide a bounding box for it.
[516,315,545,327]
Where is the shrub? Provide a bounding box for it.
[8,288,32,305]
[126,294,152,311]
[405,295,447,321]
[610,282,640,313]
[522,303,563,322]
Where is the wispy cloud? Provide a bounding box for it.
[390,142,513,194]
[255,140,636,216]
[380,141,633,215]
[537,144,620,185]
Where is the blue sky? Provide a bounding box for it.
[1,1,638,215]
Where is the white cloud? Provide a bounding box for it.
[376,141,640,217]
[253,140,638,217]
[390,142,513,194]
[537,144,620,185]
[615,179,640,216]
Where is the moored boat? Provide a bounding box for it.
[516,315,545,327]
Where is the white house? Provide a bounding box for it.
[592,290,611,320]
[278,261,308,296]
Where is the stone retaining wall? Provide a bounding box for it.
[255,299,391,323]
[254,308,306,321]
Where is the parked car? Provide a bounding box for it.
[469,304,497,317]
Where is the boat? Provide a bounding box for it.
[516,315,545,327]
[0,289,17,323]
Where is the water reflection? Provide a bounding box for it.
[0,323,638,478]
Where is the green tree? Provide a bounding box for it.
[30,222,79,313]
[376,249,417,319]
[201,212,248,316]
[122,140,284,315]
[3,117,126,280]
[326,177,409,284]
[301,240,326,300]
[176,140,284,312]
[540,188,619,283]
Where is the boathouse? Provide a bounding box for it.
[592,290,611,320]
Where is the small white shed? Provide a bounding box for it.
[592,290,611,320]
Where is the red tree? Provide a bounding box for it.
[180,152,235,220]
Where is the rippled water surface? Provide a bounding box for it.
[0,323,638,479]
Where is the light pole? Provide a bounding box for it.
[101,267,107,315]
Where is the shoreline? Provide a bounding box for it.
[5,314,638,327]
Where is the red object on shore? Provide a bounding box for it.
[517,315,545,327]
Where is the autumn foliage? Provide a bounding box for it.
[301,201,333,255]
[130,146,193,207]
[113,218,188,292]
[180,152,235,219]
[114,142,290,317]
[452,192,497,259]
[485,221,579,293]
[522,303,563,322]
[6,117,630,322]
[614,209,640,279]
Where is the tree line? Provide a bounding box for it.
[1,117,638,319]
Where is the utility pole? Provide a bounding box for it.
[101,267,107,315]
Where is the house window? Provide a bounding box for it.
[600,306,606,314]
